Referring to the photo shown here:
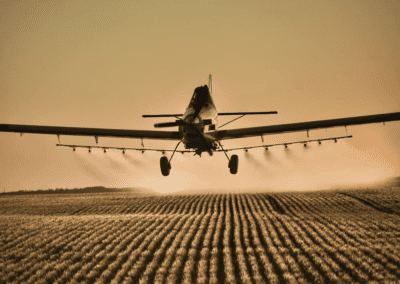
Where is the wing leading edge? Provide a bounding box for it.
[215,112,400,140]
[0,124,181,140]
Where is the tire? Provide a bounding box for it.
[160,156,171,176]
[229,154,238,174]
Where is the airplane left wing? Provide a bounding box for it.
[0,124,181,140]
[215,112,400,140]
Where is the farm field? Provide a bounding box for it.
[1,183,400,283]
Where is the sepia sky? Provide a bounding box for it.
[1,0,399,193]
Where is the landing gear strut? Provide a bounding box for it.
[160,141,181,176]
[216,140,239,174]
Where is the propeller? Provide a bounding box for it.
[154,116,213,155]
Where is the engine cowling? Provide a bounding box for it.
[179,115,205,142]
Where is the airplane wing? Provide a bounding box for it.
[0,124,181,140]
[215,112,400,140]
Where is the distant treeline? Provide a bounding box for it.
[0,186,134,196]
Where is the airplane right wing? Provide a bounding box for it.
[215,112,400,140]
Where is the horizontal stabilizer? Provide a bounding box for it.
[218,111,278,116]
[143,111,278,117]
[154,121,181,128]
[143,114,183,118]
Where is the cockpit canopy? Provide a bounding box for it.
[189,85,214,108]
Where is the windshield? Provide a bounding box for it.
[189,85,214,107]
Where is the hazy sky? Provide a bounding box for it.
[1,0,399,193]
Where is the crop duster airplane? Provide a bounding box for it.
[1,75,400,176]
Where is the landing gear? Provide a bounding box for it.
[229,154,239,174]
[160,141,181,176]
[216,140,239,175]
[160,156,171,176]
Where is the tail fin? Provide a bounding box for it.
[208,74,212,93]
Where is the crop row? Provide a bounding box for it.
[1,190,400,283]
[1,187,400,217]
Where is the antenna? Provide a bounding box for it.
[208,74,212,93]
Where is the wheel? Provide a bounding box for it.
[160,156,171,176]
[229,154,238,174]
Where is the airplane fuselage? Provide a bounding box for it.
[179,85,218,155]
